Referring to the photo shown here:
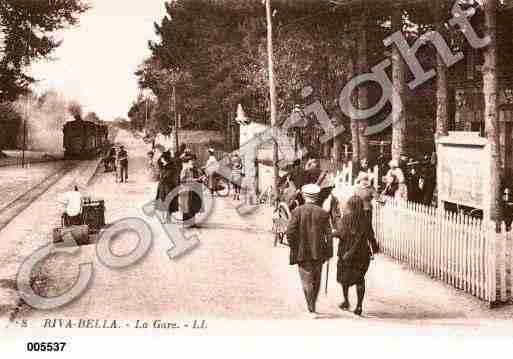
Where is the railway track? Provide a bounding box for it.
[0,157,63,169]
[0,161,78,232]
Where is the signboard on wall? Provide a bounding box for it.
[436,132,491,211]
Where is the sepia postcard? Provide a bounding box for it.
[1,0,513,356]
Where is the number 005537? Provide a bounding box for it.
[26,342,67,352]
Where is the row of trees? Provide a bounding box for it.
[133,1,359,140]
[133,0,471,156]
[134,0,507,221]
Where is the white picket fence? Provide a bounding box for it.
[373,199,513,304]
[330,161,380,191]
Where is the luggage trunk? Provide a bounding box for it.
[82,199,105,232]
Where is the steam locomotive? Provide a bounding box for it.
[63,119,109,159]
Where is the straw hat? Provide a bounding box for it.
[301,184,321,201]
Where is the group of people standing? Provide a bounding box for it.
[154,144,248,226]
[155,144,203,226]
[381,154,437,206]
[104,145,129,183]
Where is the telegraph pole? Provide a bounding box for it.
[265,0,279,203]
[173,85,179,154]
[145,97,148,132]
[22,96,27,168]
[21,21,31,169]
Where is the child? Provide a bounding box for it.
[231,153,243,200]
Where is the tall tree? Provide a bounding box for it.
[348,54,360,168]
[0,0,90,101]
[391,7,407,161]
[435,0,449,138]
[144,0,354,136]
[482,0,502,223]
[357,11,370,163]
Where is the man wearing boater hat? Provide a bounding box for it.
[286,184,332,318]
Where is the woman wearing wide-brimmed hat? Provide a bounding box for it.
[333,195,379,316]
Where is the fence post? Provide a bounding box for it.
[487,220,497,304]
[435,207,442,281]
[474,218,480,297]
[499,221,507,302]
[457,212,464,289]
[463,214,469,292]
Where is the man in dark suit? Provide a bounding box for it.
[118,145,128,183]
[286,184,332,317]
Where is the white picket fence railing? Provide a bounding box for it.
[373,199,513,305]
[329,161,380,191]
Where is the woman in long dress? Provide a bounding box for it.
[179,153,204,226]
[205,148,219,195]
[156,150,179,218]
[333,195,379,316]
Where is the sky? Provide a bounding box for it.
[29,0,167,121]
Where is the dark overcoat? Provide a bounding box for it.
[334,216,378,286]
[156,154,179,212]
[286,203,332,265]
[179,166,203,216]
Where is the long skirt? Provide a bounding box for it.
[336,255,371,287]
[179,183,203,216]
[156,179,179,213]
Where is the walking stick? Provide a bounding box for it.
[368,239,375,261]
[325,260,329,295]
